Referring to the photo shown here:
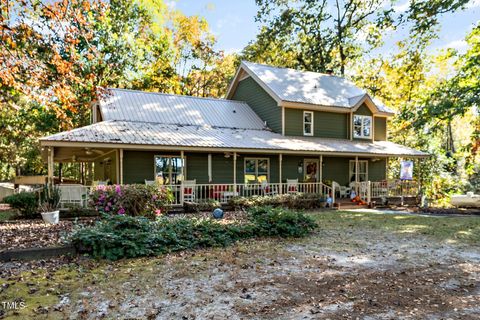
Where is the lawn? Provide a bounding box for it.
[1,210,479,319]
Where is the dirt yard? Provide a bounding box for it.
[1,211,479,319]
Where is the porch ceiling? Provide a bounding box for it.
[41,146,115,162]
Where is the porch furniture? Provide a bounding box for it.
[182,180,196,202]
[58,184,89,208]
[95,181,107,186]
[340,186,350,198]
[145,179,155,186]
[332,181,340,198]
[286,179,298,194]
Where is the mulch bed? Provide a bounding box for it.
[0,218,97,252]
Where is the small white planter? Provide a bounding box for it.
[41,210,60,225]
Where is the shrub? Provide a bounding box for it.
[3,192,38,218]
[229,193,324,210]
[70,214,253,260]
[70,206,317,260]
[89,184,174,218]
[248,206,317,237]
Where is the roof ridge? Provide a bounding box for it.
[104,88,249,104]
[242,60,344,79]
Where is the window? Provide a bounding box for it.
[154,156,185,185]
[244,158,269,183]
[303,111,314,136]
[349,160,368,182]
[353,115,372,139]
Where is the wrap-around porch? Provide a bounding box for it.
[43,146,421,208]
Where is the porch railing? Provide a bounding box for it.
[167,182,333,206]
[349,180,419,204]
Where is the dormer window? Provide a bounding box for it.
[303,111,313,136]
[353,115,372,139]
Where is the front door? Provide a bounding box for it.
[304,159,319,182]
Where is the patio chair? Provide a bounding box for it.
[332,181,341,198]
[286,179,298,194]
[339,186,350,198]
[182,179,196,202]
[59,184,89,208]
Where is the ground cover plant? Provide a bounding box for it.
[70,206,317,260]
[2,210,479,319]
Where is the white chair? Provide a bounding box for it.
[286,179,298,194]
[59,184,89,208]
[145,179,156,186]
[332,181,341,198]
[181,179,196,202]
[339,186,350,198]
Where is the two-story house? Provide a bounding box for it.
[40,61,427,205]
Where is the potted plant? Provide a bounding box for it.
[40,185,61,224]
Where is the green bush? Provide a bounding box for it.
[229,193,324,210]
[70,206,316,260]
[248,206,317,237]
[89,184,174,218]
[3,192,38,218]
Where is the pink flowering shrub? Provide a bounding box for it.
[89,184,174,218]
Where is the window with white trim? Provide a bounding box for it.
[353,115,372,139]
[349,160,368,182]
[303,111,313,136]
[244,158,269,183]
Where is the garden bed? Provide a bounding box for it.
[0,218,96,252]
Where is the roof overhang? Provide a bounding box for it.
[40,140,430,158]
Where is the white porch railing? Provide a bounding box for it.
[58,184,90,208]
[165,182,333,206]
[349,180,419,204]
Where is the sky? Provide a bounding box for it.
[170,0,480,57]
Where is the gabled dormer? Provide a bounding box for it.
[226,61,393,141]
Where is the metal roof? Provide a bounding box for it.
[240,61,394,114]
[41,121,428,157]
[99,88,267,130]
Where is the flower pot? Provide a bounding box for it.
[41,210,60,225]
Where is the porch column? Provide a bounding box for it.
[47,147,54,186]
[355,156,359,183]
[180,151,185,180]
[233,152,237,191]
[319,155,323,183]
[116,149,120,184]
[208,153,212,183]
[119,149,124,185]
[279,154,283,194]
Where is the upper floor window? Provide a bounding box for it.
[303,111,313,136]
[353,115,372,139]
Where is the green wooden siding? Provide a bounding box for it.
[231,77,282,133]
[354,103,373,116]
[284,108,348,139]
[374,117,387,141]
[368,159,387,181]
[119,151,386,185]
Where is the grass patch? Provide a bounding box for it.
[311,210,480,245]
[0,209,18,221]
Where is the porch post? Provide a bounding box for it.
[180,151,185,180]
[233,152,237,192]
[47,147,54,186]
[355,156,359,183]
[116,149,120,184]
[119,149,124,185]
[180,150,185,204]
[319,155,323,183]
[279,154,283,194]
[208,153,212,183]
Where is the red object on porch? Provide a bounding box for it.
[288,186,297,192]
[184,187,193,194]
[210,185,229,199]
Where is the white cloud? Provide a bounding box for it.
[466,0,480,8]
[392,1,410,13]
[444,39,468,51]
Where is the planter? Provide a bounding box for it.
[41,210,60,224]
